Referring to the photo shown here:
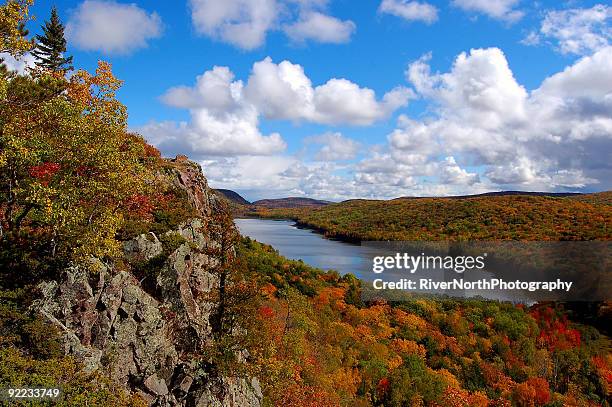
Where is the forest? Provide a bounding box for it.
[237,238,612,406]
[251,195,611,242]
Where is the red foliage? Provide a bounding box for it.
[530,306,581,351]
[75,165,98,178]
[29,162,60,185]
[377,377,390,396]
[144,143,161,158]
[525,377,550,406]
[124,194,154,219]
[259,305,275,319]
[279,384,339,407]
[592,356,612,385]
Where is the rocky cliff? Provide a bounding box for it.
[32,157,262,406]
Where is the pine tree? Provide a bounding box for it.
[31,6,72,71]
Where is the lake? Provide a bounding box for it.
[235,218,378,279]
[234,218,533,302]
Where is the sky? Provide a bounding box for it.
[6,0,612,201]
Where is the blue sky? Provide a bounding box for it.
[20,0,612,200]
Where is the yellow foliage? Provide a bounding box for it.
[0,0,33,55]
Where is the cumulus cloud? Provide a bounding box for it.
[524,4,611,56]
[329,46,611,199]
[161,66,241,112]
[150,49,611,199]
[66,0,163,55]
[440,157,480,185]
[143,66,286,158]
[189,0,277,50]
[189,0,354,49]
[378,0,438,24]
[138,118,285,158]
[452,0,523,22]
[391,47,612,191]
[305,132,361,161]
[284,11,355,43]
[147,57,407,158]
[244,57,412,125]
[0,52,36,74]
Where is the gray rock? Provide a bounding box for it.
[31,160,261,407]
[123,232,163,262]
[144,374,169,396]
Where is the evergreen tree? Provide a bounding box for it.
[31,6,72,71]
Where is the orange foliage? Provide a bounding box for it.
[436,387,489,407]
[278,384,340,407]
[390,338,427,359]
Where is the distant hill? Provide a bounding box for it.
[252,197,332,209]
[214,189,251,205]
[395,191,583,200]
[254,192,612,241]
[569,191,612,205]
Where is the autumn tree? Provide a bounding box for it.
[200,202,264,375]
[0,0,32,56]
[32,6,72,71]
[0,60,149,279]
[204,201,242,338]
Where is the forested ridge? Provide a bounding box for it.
[252,195,611,241]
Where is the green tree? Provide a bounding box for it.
[31,6,72,71]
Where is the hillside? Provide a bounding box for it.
[570,191,612,206]
[214,188,251,205]
[396,191,583,200]
[253,197,332,208]
[238,238,612,406]
[256,194,612,241]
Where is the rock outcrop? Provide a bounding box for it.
[33,158,262,406]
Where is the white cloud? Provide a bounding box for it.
[525,4,611,56]
[66,0,163,55]
[305,132,361,161]
[312,79,413,125]
[406,48,528,129]
[284,11,355,43]
[392,46,612,191]
[161,66,241,112]
[440,156,480,185]
[189,0,278,50]
[189,0,354,49]
[452,0,524,22]
[0,52,36,74]
[202,155,298,193]
[319,46,611,199]
[378,0,438,24]
[148,48,612,200]
[243,58,315,120]
[242,57,412,125]
[147,57,408,158]
[139,118,285,158]
[520,31,540,46]
[143,66,286,157]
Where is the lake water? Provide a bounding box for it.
[234,218,532,302]
[235,218,378,279]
